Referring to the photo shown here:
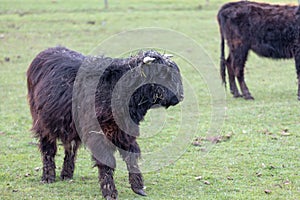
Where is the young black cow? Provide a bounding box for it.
[27,46,183,199]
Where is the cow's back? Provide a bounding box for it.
[27,47,85,141]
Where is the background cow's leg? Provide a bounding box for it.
[118,142,146,196]
[60,140,80,180]
[232,46,254,100]
[295,56,300,100]
[93,155,118,200]
[226,54,242,98]
[298,73,300,100]
[235,66,254,100]
[40,136,57,183]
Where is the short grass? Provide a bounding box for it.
[0,0,299,199]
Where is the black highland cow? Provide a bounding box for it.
[27,46,183,199]
[218,1,300,100]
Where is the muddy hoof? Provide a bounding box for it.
[41,177,55,184]
[60,173,73,181]
[132,188,147,196]
[233,93,243,98]
[244,96,254,100]
[105,196,117,200]
[243,94,254,100]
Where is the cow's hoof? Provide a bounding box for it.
[41,177,55,184]
[298,96,300,101]
[233,93,242,98]
[132,188,147,196]
[60,174,73,181]
[244,95,254,100]
[105,196,117,200]
[233,95,243,98]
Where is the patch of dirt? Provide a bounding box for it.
[261,128,292,137]
[261,129,272,135]
[203,180,210,185]
[192,132,233,146]
[280,129,291,136]
[34,167,41,172]
[264,189,271,194]
[87,21,96,25]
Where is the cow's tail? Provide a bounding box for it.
[218,9,226,87]
[220,32,226,87]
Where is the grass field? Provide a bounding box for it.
[0,0,299,199]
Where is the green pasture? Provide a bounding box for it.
[0,0,299,199]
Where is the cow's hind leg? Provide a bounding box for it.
[232,46,254,100]
[60,139,80,180]
[226,54,242,98]
[235,66,254,100]
[40,136,57,183]
[93,154,118,200]
[298,73,300,100]
[118,142,146,196]
[295,56,300,100]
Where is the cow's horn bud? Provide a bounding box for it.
[143,57,156,64]
[164,54,173,58]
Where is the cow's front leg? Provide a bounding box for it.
[118,142,146,196]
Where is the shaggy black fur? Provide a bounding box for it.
[27,46,183,199]
[218,1,300,100]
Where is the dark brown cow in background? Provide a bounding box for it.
[218,1,300,100]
